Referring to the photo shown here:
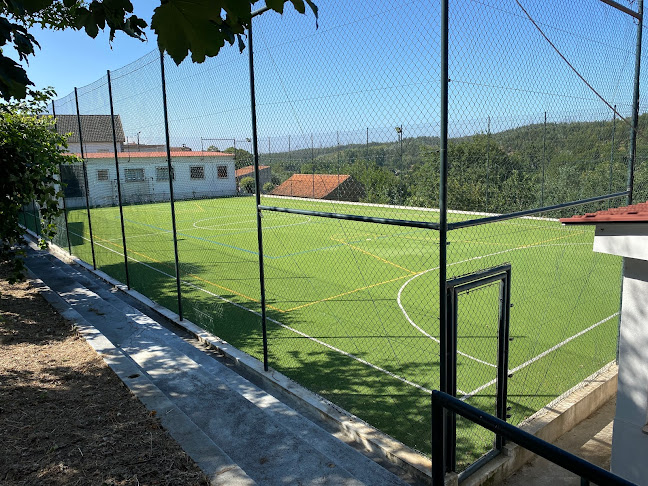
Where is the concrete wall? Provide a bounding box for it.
[66,156,236,208]
[67,141,124,154]
[610,257,648,485]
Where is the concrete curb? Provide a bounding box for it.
[24,265,256,486]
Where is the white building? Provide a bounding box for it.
[62,151,236,208]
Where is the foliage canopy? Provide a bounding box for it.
[1,0,318,100]
[0,88,75,281]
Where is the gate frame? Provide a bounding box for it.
[442,263,512,476]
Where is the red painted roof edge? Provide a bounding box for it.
[67,151,231,159]
[560,201,648,224]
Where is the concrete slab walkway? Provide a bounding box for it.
[24,247,416,486]
[502,397,616,486]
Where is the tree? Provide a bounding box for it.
[206,145,219,152]
[263,181,275,193]
[240,176,255,193]
[224,147,254,170]
[0,88,75,281]
[1,0,318,100]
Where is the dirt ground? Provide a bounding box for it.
[0,264,210,486]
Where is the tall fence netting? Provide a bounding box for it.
[29,0,648,469]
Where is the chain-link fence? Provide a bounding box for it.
[26,0,647,474]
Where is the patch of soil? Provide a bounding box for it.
[0,265,210,485]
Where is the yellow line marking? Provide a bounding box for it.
[194,202,205,212]
[330,235,416,275]
[284,274,412,312]
[90,233,285,313]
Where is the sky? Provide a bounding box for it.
[12,0,157,97]
[7,0,644,151]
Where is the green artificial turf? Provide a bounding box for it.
[52,195,620,467]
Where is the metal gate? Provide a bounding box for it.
[442,264,511,476]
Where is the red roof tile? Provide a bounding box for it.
[68,151,230,159]
[272,174,351,199]
[235,165,270,178]
[560,201,648,224]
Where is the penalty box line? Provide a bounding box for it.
[66,230,444,396]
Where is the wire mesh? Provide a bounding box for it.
[42,0,647,468]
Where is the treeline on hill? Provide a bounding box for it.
[248,113,648,215]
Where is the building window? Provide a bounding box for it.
[156,166,174,181]
[217,165,228,179]
[97,169,109,181]
[124,168,145,182]
[190,166,205,180]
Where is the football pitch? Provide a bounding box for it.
[59,195,620,462]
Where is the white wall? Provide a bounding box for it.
[67,141,123,154]
[611,256,648,485]
[65,155,236,208]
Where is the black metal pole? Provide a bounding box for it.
[609,106,617,208]
[542,112,546,207]
[627,0,643,205]
[439,0,450,473]
[52,102,72,254]
[160,51,184,320]
[486,116,491,212]
[248,20,270,372]
[75,87,97,269]
[107,70,131,289]
[31,199,40,235]
[495,267,512,450]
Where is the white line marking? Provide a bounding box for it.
[460,312,619,401]
[191,214,312,231]
[396,239,593,369]
[67,231,442,395]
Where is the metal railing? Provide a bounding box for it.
[431,390,635,486]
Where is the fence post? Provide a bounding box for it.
[160,51,184,320]
[542,112,546,207]
[439,0,451,472]
[51,101,72,255]
[486,116,491,212]
[248,18,270,372]
[74,87,97,269]
[609,106,617,208]
[627,0,643,205]
[107,70,131,289]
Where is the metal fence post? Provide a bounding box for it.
[439,0,451,472]
[248,18,270,372]
[107,69,131,289]
[74,87,97,269]
[160,51,184,320]
[609,106,617,208]
[51,101,72,254]
[542,112,546,207]
[486,116,490,212]
[627,0,643,205]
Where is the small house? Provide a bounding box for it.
[55,114,125,154]
[62,151,236,208]
[235,165,271,190]
[271,174,364,202]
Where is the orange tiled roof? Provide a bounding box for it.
[271,174,351,199]
[235,165,270,178]
[560,201,648,224]
[69,151,230,158]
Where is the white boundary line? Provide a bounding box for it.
[459,312,619,401]
[68,231,442,396]
[263,194,560,222]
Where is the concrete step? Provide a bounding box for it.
[25,249,410,486]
